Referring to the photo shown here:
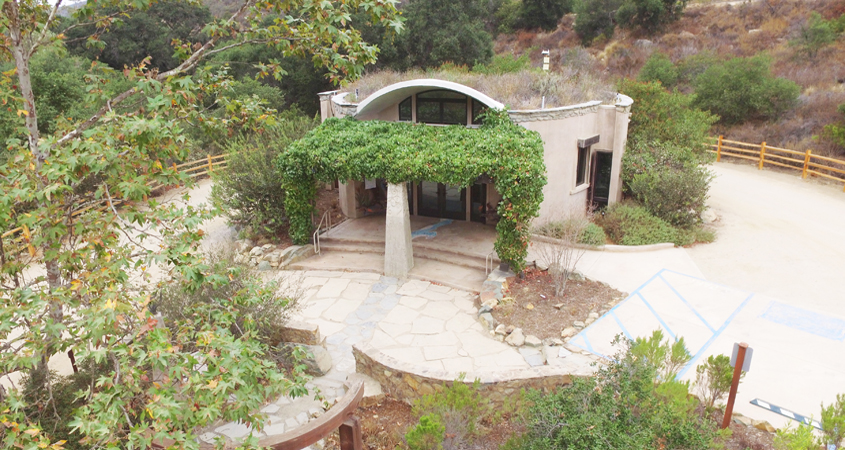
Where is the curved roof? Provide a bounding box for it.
[353,79,505,118]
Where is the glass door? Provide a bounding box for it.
[417,182,466,220]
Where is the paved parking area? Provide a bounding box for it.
[570,268,845,429]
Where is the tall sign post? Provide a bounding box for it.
[722,342,753,429]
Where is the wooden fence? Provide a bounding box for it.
[710,136,845,191]
[0,153,231,258]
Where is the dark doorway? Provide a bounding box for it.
[589,152,613,209]
[418,182,466,220]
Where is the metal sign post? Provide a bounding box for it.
[722,342,753,429]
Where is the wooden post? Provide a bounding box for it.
[208,154,213,174]
[717,135,723,162]
[339,417,364,450]
[802,150,812,179]
[722,342,748,429]
[758,142,766,170]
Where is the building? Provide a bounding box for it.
[315,78,633,277]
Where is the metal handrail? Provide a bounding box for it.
[485,250,495,275]
[312,210,332,254]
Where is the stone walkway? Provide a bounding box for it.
[205,270,603,445]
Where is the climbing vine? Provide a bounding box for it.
[276,110,547,272]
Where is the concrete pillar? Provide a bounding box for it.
[384,182,414,278]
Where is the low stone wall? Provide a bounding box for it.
[353,343,597,407]
[276,320,322,346]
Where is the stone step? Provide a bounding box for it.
[319,237,499,271]
[318,242,382,254]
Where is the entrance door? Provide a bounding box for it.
[417,182,466,220]
[590,152,613,209]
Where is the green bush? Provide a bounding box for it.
[155,247,302,347]
[694,354,734,410]
[629,164,713,228]
[410,378,492,448]
[579,222,607,246]
[494,0,523,33]
[632,329,691,381]
[791,12,838,58]
[598,202,683,246]
[406,415,445,450]
[775,423,819,450]
[473,53,532,75]
[574,0,623,44]
[692,55,801,125]
[638,52,679,88]
[615,0,687,32]
[518,0,572,31]
[513,335,714,450]
[820,394,845,448]
[212,113,317,237]
[823,103,845,149]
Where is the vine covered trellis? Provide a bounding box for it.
[276,110,547,272]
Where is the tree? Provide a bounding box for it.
[518,0,572,31]
[692,55,800,125]
[637,52,678,88]
[615,0,687,32]
[0,0,400,447]
[64,0,213,72]
[397,0,493,69]
[791,12,838,59]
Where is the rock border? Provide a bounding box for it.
[233,239,315,270]
[352,342,597,407]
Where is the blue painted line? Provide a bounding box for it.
[636,292,677,340]
[609,311,633,340]
[760,301,845,341]
[676,293,754,380]
[661,269,754,296]
[658,273,716,333]
[411,219,453,239]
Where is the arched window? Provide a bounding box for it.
[416,90,468,125]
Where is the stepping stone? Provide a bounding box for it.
[316,278,351,298]
[441,357,474,373]
[399,296,427,309]
[396,280,431,296]
[263,422,286,435]
[519,347,545,367]
[261,404,281,414]
[382,305,419,324]
[420,301,460,320]
[420,290,452,301]
[371,283,389,293]
[411,316,445,335]
[423,345,458,361]
[215,421,254,439]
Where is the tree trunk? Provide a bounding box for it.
[5,0,43,163]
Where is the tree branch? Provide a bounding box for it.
[28,0,64,57]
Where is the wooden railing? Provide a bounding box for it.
[0,153,231,258]
[710,136,845,192]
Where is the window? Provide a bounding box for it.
[399,96,412,121]
[576,146,590,186]
[416,90,467,125]
[471,99,487,125]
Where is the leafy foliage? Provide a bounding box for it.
[598,202,687,246]
[406,415,445,450]
[393,0,493,69]
[579,222,607,246]
[791,12,839,59]
[574,0,623,45]
[774,423,819,450]
[692,55,801,125]
[276,111,547,272]
[64,0,213,72]
[513,335,714,450]
[823,103,845,149]
[615,0,687,32]
[631,329,691,381]
[472,52,532,75]
[638,52,679,88]
[694,354,734,410]
[629,161,712,228]
[409,378,492,448]
[820,394,845,448]
[518,0,572,31]
[212,113,318,236]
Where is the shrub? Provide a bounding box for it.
[518,0,572,31]
[513,335,714,450]
[791,12,838,58]
[574,0,623,45]
[598,202,682,246]
[579,222,607,246]
[493,0,523,33]
[155,247,302,347]
[406,415,445,450]
[532,212,591,296]
[212,113,317,237]
[410,378,492,448]
[473,52,532,75]
[629,164,713,228]
[615,0,687,32]
[774,423,818,450]
[820,394,845,448]
[632,329,691,381]
[638,52,679,88]
[694,354,734,410]
[823,103,845,149]
[692,55,801,125]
